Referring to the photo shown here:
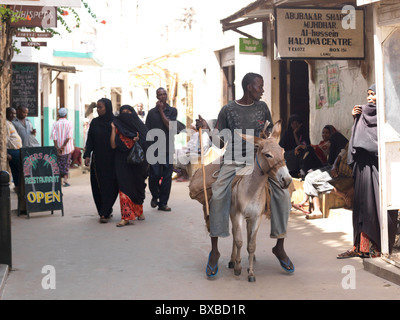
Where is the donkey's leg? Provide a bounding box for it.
[229,223,236,269]
[231,214,243,276]
[246,215,263,282]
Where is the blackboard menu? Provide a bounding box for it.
[20,146,64,217]
[11,62,39,117]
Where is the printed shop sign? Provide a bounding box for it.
[0,0,81,7]
[275,7,365,59]
[10,5,57,28]
[21,146,64,217]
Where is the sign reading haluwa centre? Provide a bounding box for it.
[275,7,365,59]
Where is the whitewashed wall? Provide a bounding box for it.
[308,8,376,143]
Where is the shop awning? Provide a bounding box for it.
[39,63,77,86]
[220,0,273,38]
[220,0,359,37]
[40,63,76,74]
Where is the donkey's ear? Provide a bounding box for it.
[270,120,282,141]
[259,130,269,139]
[260,120,271,139]
[239,133,264,147]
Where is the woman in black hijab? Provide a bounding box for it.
[337,84,398,258]
[84,98,119,223]
[279,114,311,177]
[111,105,149,227]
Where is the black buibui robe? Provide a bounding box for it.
[84,98,118,218]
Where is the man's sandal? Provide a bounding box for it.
[206,253,219,279]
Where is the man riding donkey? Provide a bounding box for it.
[195,72,294,279]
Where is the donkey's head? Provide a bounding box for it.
[241,121,292,189]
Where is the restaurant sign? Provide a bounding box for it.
[10,6,57,28]
[275,7,365,60]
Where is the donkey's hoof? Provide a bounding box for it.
[234,269,241,276]
[228,261,234,269]
[248,275,256,282]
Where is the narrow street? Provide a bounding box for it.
[2,169,400,301]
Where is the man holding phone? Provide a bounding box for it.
[145,87,177,212]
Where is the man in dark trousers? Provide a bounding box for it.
[145,87,177,211]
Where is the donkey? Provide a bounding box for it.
[228,120,292,282]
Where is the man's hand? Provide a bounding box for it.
[330,166,339,178]
[156,101,165,112]
[84,157,90,167]
[195,114,210,131]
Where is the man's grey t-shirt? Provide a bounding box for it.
[13,117,34,147]
[214,100,273,163]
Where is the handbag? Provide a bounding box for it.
[127,142,145,164]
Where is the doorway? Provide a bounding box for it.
[56,78,65,110]
[279,60,310,133]
[220,47,235,106]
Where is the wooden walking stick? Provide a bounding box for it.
[199,127,210,215]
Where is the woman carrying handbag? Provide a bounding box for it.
[111,105,149,227]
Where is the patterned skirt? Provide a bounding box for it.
[58,154,71,176]
[119,191,143,220]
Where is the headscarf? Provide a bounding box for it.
[348,84,378,165]
[279,114,310,151]
[83,98,114,160]
[368,84,376,93]
[323,125,337,136]
[95,98,114,129]
[328,131,349,165]
[113,105,149,151]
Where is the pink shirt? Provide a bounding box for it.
[50,118,74,155]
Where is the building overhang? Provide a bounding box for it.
[40,62,77,86]
[53,51,104,67]
[40,63,76,74]
[220,0,359,38]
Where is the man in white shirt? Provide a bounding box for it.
[50,108,74,187]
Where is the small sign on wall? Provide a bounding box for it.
[239,38,264,55]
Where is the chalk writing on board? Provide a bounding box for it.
[11,62,39,117]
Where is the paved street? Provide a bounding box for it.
[2,170,400,300]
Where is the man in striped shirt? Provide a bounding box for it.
[51,108,74,187]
